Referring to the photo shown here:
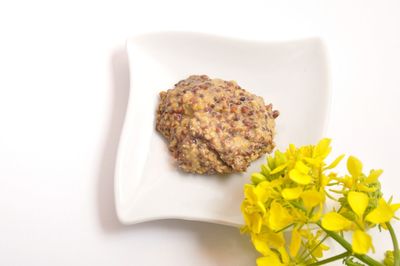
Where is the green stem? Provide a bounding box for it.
[298,240,308,259]
[308,251,350,266]
[345,259,367,266]
[325,191,339,201]
[290,201,307,213]
[276,223,294,233]
[316,222,383,266]
[386,222,400,266]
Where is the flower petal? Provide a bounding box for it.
[252,234,271,256]
[366,198,394,224]
[278,247,290,264]
[281,187,302,200]
[288,143,297,155]
[252,227,285,251]
[303,157,321,166]
[255,181,271,203]
[312,244,329,258]
[289,169,311,185]
[348,191,369,218]
[290,228,302,257]
[352,230,373,254]
[269,201,293,231]
[301,190,324,210]
[325,154,345,169]
[243,211,263,233]
[320,174,330,187]
[365,169,383,184]
[256,253,284,266]
[391,203,400,213]
[295,161,310,174]
[310,203,324,222]
[244,184,257,204]
[270,163,288,175]
[315,138,332,158]
[347,156,363,177]
[357,184,378,193]
[321,212,352,231]
[265,232,285,249]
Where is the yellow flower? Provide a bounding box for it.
[289,161,311,185]
[270,163,289,175]
[289,169,311,185]
[365,198,400,224]
[314,138,332,159]
[347,156,363,178]
[333,158,382,194]
[321,212,352,231]
[242,183,271,233]
[392,203,400,213]
[278,247,290,264]
[257,253,285,266]
[286,143,297,158]
[241,138,394,266]
[252,227,285,252]
[267,150,287,171]
[301,190,324,210]
[252,230,289,266]
[324,154,345,170]
[299,145,313,158]
[357,184,379,193]
[281,187,302,200]
[244,184,269,207]
[348,191,369,218]
[338,175,354,189]
[365,169,383,184]
[242,211,263,234]
[252,234,282,256]
[320,174,330,187]
[352,230,373,254]
[290,228,302,257]
[312,243,330,258]
[300,229,329,258]
[269,201,293,231]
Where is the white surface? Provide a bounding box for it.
[0,1,400,265]
[117,33,329,226]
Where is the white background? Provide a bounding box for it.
[1,0,400,265]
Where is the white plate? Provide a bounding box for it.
[115,32,330,227]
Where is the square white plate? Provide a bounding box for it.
[115,32,330,227]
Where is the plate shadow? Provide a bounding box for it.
[97,47,130,232]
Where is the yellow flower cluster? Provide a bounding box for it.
[321,155,400,255]
[241,139,399,266]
